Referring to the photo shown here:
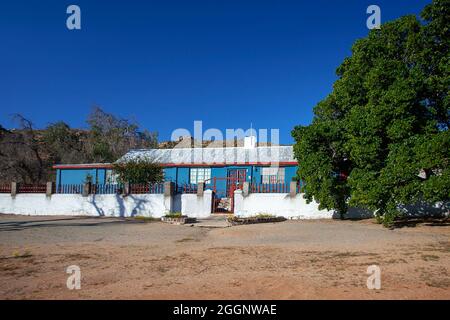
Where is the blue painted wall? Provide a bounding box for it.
[58,165,299,190]
[56,168,110,186]
[163,167,177,183]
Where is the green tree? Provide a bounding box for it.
[112,157,163,184]
[292,0,449,226]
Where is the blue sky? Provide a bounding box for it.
[0,0,431,143]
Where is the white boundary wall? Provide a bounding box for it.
[234,191,336,219]
[181,190,213,218]
[234,190,448,219]
[0,194,171,217]
[1,191,445,220]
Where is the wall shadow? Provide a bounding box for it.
[88,193,162,218]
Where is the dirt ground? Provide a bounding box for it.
[0,214,448,300]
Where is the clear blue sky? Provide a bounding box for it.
[0,0,431,143]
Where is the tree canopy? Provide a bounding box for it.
[292,0,449,225]
[112,158,163,184]
[0,107,158,184]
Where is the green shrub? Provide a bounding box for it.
[254,213,276,219]
[134,216,159,222]
[164,212,183,218]
[113,157,163,184]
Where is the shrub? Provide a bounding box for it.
[164,212,183,218]
[113,157,163,184]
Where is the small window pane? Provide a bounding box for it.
[190,168,197,184]
[190,168,212,184]
[261,167,285,183]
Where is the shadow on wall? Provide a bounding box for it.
[332,202,449,220]
[128,194,157,217]
[88,194,158,217]
[399,201,449,218]
[173,194,182,213]
[89,194,106,217]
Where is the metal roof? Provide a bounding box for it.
[52,163,113,169]
[117,146,296,166]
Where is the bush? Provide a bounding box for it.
[254,213,276,219]
[134,216,159,222]
[113,157,163,184]
[164,212,183,218]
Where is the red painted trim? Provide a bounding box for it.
[159,161,298,167]
[53,161,298,170]
[53,164,114,169]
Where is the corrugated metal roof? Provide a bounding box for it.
[117,146,296,165]
[52,163,113,169]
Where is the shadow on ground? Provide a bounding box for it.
[0,216,152,232]
[392,217,449,229]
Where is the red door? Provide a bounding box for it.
[226,169,247,197]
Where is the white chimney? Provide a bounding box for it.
[244,135,257,149]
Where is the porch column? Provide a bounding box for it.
[123,182,130,196]
[233,189,244,215]
[242,181,250,197]
[197,182,205,197]
[290,181,298,197]
[82,182,91,197]
[46,182,53,198]
[11,182,17,198]
[164,181,175,197]
[164,181,175,213]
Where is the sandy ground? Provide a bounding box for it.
[0,214,448,300]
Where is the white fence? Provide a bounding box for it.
[233,190,448,219]
[234,191,337,219]
[181,190,213,218]
[0,190,213,218]
[0,194,171,218]
[1,185,446,220]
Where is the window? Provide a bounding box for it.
[261,167,285,184]
[190,168,211,184]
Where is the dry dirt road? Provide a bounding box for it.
[0,215,448,299]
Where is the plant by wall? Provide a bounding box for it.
[112,157,163,184]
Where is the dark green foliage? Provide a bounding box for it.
[113,158,163,184]
[292,0,449,226]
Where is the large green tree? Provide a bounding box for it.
[292,0,449,225]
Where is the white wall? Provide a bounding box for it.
[181,190,212,218]
[0,193,170,218]
[234,191,335,219]
[234,191,449,220]
[2,192,445,220]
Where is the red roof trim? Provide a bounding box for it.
[52,164,114,169]
[53,161,298,170]
[159,161,298,167]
